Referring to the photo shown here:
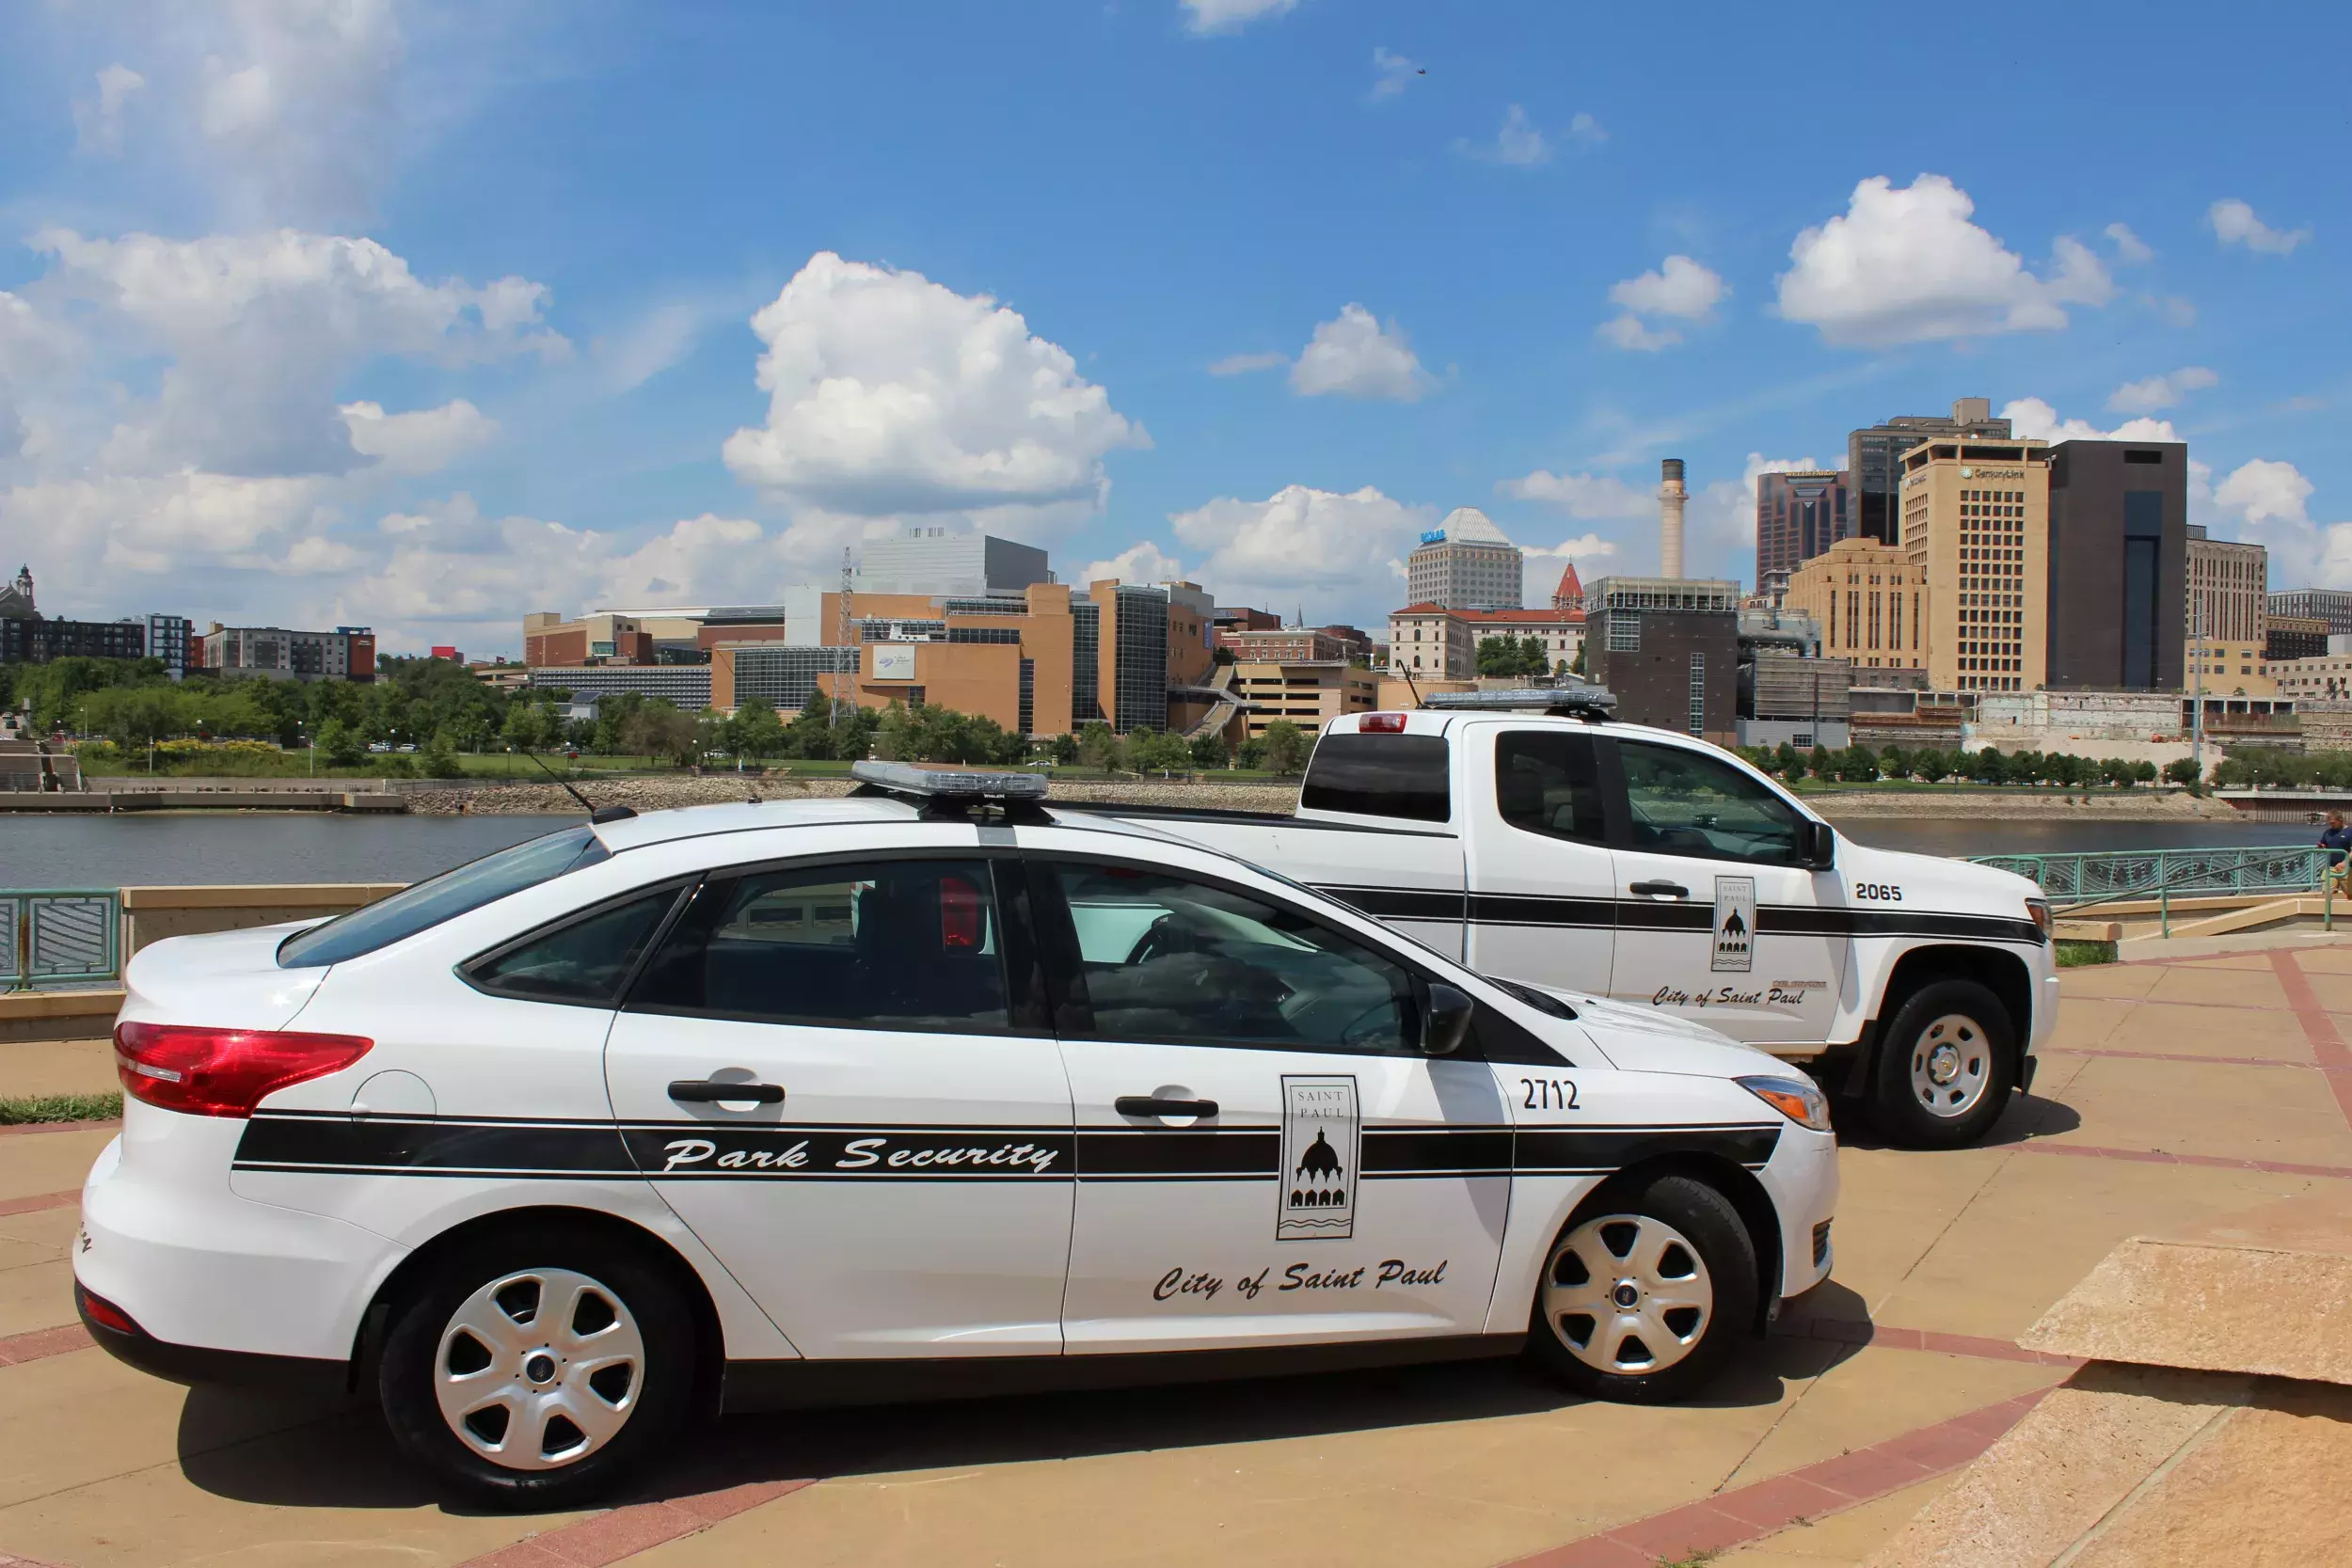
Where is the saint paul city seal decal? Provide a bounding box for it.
[1278,1075,1360,1241]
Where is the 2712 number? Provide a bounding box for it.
[1519,1078,1580,1111]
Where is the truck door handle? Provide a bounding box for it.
[668,1079,786,1104]
[1116,1095,1218,1118]
[1629,879,1691,898]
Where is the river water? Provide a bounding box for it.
[0,810,2326,889]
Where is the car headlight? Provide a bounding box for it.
[2026,896,2052,937]
[1737,1073,1833,1132]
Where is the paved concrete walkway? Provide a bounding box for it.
[5,943,2351,1568]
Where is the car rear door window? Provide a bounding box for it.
[1617,739,1804,865]
[1495,730,1608,844]
[628,859,1011,1032]
[463,886,684,1006]
[1300,734,1451,822]
[1046,862,1422,1053]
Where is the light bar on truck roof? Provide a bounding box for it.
[1419,686,1619,720]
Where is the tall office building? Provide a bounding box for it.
[1406,508,1522,610]
[1784,538,1924,674]
[1897,435,2052,693]
[856,528,1049,598]
[2268,590,2352,638]
[2185,526,2270,694]
[2045,440,2189,691]
[1756,470,1853,594]
[1849,398,2012,546]
[144,614,193,679]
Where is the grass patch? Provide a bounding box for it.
[0,1091,123,1125]
[2056,939,2119,967]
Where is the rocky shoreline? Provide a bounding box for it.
[398,773,2243,823]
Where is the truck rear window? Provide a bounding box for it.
[1300,734,1451,823]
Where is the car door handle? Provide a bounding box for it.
[667,1079,786,1104]
[1629,879,1691,898]
[1115,1095,1218,1118]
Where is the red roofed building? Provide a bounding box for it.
[1387,592,1585,679]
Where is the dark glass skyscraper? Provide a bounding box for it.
[1848,398,2011,546]
[1756,470,1851,596]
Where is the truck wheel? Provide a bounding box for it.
[1873,979,2017,1148]
[377,1224,698,1509]
[1524,1170,1758,1404]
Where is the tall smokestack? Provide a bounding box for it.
[1659,458,1687,579]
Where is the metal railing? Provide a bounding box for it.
[1969,845,2336,936]
[1,890,121,991]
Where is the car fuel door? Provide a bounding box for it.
[1603,738,1847,1046]
[1034,855,1510,1354]
[601,850,1075,1359]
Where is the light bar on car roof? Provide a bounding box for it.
[1419,686,1619,719]
[849,760,1051,800]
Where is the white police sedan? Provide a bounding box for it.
[79,764,1838,1507]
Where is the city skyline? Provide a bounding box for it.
[0,2,2343,656]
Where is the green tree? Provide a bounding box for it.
[313,718,365,768]
[2134,759,2159,785]
[619,701,697,766]
[1261,719,1311,775]
[1049,732,1080,766]
[729,698,785,759]
[1475,634,1549,678]
[1878,745,1910,782]
[421,729,466,778]
[1807,745,1834,780]
[81,685,188,752]
[1771,741,1803,780]
[2163,756,2202,788]
[1189,732,1230,769]
[501,701,557,754]
[1075,720,1123,770]
[1970,748,2008,785]
[1130,729,1192,772]
[1236,736,1268,770]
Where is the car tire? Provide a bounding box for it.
[377,1224,699,1509]
[1871,978,2017,1149]
[1524,1170,1758,1404]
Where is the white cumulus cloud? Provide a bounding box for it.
[1370,48,1419,99]
[1599,256,1726,353]
[2105,222,2154,264]
[1074,540,1187,587]
[1500,469,1654,519]
[722,252,1146,531]
[1166,483,1434,623]
[2209,458,2352,591]
[1999,397,2183,447]
[1456,104,1552,167]
[73,64,147,155]
[2106,367,2217,415]
[1181,0,1295,35]
[1777,174,2114,346]
[340,399,499,473]
[2208,199,2310,256]
[1289,304,1431,402]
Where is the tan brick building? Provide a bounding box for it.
[1784,538,1926,674]
[1897,436,2053,693]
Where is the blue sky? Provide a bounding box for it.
[0,0,2344,654]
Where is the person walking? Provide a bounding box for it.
[2322,811,2352,896]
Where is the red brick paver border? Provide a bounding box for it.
[2270,950,2352,1132]
[0,1119,119,1139]
[0,1189,79,1217]
[0,1323,92,1367]
[456,1478,818,1568]
[1772,1315,2082,1369]
[1499,1389,2049,1568]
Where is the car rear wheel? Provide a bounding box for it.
[1524,1170,1758,1404]
[1873,978,2016,1148]
[378,1225,698,1508]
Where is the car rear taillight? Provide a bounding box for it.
[113,1022,373,1118]
[1360,712,1407,734]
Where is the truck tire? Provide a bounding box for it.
[1524,1170,1758,1404]
[1873,978,2017,1148]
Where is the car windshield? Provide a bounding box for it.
[277,825,612,969]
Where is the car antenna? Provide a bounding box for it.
[516,747,635,824]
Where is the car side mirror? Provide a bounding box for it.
[1802,819,1836,870]
[1422,982,1475,1056]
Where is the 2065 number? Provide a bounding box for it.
[1852,882,1903,902]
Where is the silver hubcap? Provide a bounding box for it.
[434,1268,644,1471]
[1542,1213,1713,1375]
[1909,1013,1992,1119]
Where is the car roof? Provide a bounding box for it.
[1324,708,1720,744]
[587,791,1211,856]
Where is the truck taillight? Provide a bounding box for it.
[1360,712,1407,734]
[113,1022,373,1118]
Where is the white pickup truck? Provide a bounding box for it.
[1089,699,2058,1148]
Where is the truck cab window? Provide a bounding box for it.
[1495,731,1607,845]
[1617,740,1804,865]
[1300,734,1451,822]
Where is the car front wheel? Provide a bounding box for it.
[377,1225,698,1508]
[1524,1170,1758,1404]
[1873,978,2017,1148]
